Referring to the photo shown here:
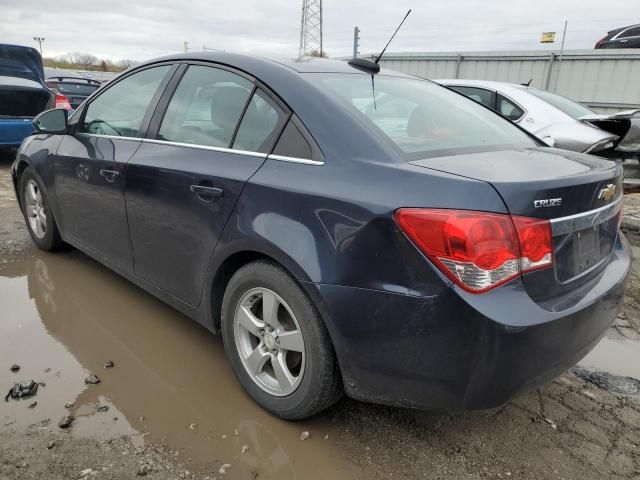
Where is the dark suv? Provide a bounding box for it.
[595,24,640,48]
[45,76,101,109]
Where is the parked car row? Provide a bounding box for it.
[438,79,640,160]
[12,52,629,419]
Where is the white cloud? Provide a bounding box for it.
[0,0,637,61]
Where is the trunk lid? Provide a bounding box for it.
[0,44,45,84]
[410,147,623,302]
[580,110,640,154]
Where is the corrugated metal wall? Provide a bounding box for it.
[378,50,640,114]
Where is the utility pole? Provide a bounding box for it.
[299,0,323,57]
[183,41,190,53]
[353,26,360,58]
[33,37,45,56]
[553,21,568,92]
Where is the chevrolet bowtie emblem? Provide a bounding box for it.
[598,184,616,202]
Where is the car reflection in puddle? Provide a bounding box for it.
[0,251,358,479]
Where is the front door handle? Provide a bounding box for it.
[190,184,223,203]
[99,169,120,183]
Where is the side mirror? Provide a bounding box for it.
[33,108,69,134]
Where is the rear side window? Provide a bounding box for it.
[80,65,171,137]
[158,65,253,148]
[449,86,496,109]
[272,120,313,159]
[232,89,287,153]
[497,94,525,121]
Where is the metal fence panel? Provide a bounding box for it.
[378,50,640,113]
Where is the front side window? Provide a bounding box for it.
[449,86,496,109]
[497,94,525,121]
[318,74,535,160]
[158,65,253,148]
[80,65,171,137]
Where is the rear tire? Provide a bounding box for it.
[221,260,342,419]
[19,167,64,251]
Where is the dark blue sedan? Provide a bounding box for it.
[12,53,630,419]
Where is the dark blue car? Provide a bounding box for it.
[12,53,630,419]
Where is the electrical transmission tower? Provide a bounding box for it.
[299,0,323,57]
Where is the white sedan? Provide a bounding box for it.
[436,79,640,158]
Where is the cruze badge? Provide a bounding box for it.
[534,198,562,208]
[597,184,616,202]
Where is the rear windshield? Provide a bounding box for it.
[47,81,99,96]
[315,74,536,160]
[526,88,595,119]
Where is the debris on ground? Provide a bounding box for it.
[4,380,38,401]
[96,404,109,413]
[28,401,37,408]
[84,373,100,385]
[241,444,249,454]
[47,441,55,449]
[137,464,150,476]
[58,414,74,429]
[188,423,197,430]
[300,431,310,440]
[324,434,329,440]
[542,417,557,430]
[218,463,232,475]
[572,366,640,395]
[38,381,45,387]
[9,364,20,372]
[64,401,75,409]
[79,468,93,478]
[234,429,239,436]
[44,368,51,373]
[103,360,114,369]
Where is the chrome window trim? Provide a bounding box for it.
[76,133,141,142]
[140,138,268,158]
[549,196,622,236]
[267,154,324,166]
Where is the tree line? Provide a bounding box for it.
[43,52,138,73]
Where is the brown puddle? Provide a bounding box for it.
[0,250,360,479]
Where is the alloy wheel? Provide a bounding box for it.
[234,287,306,396]
[24,179,47,239]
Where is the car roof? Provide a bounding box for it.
[139,51,414,77]
[436,78,527,91]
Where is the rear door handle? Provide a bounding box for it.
[190,184,223,202]
[99,169,120,183]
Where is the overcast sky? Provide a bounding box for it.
[1,0,638,61]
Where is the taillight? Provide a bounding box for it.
[394,208,553,293]
[54,93,72,110]
[594,35,608,48]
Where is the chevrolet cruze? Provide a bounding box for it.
[12,53,630,419]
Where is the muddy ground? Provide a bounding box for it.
[1,151,640,479]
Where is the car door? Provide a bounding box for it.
[125,63,288,306]
[53,64,176,271]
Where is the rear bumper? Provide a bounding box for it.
[0,119,34,147]
[310,235,631,410]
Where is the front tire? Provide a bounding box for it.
[19,167,64,251]
[221,261,342,419]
